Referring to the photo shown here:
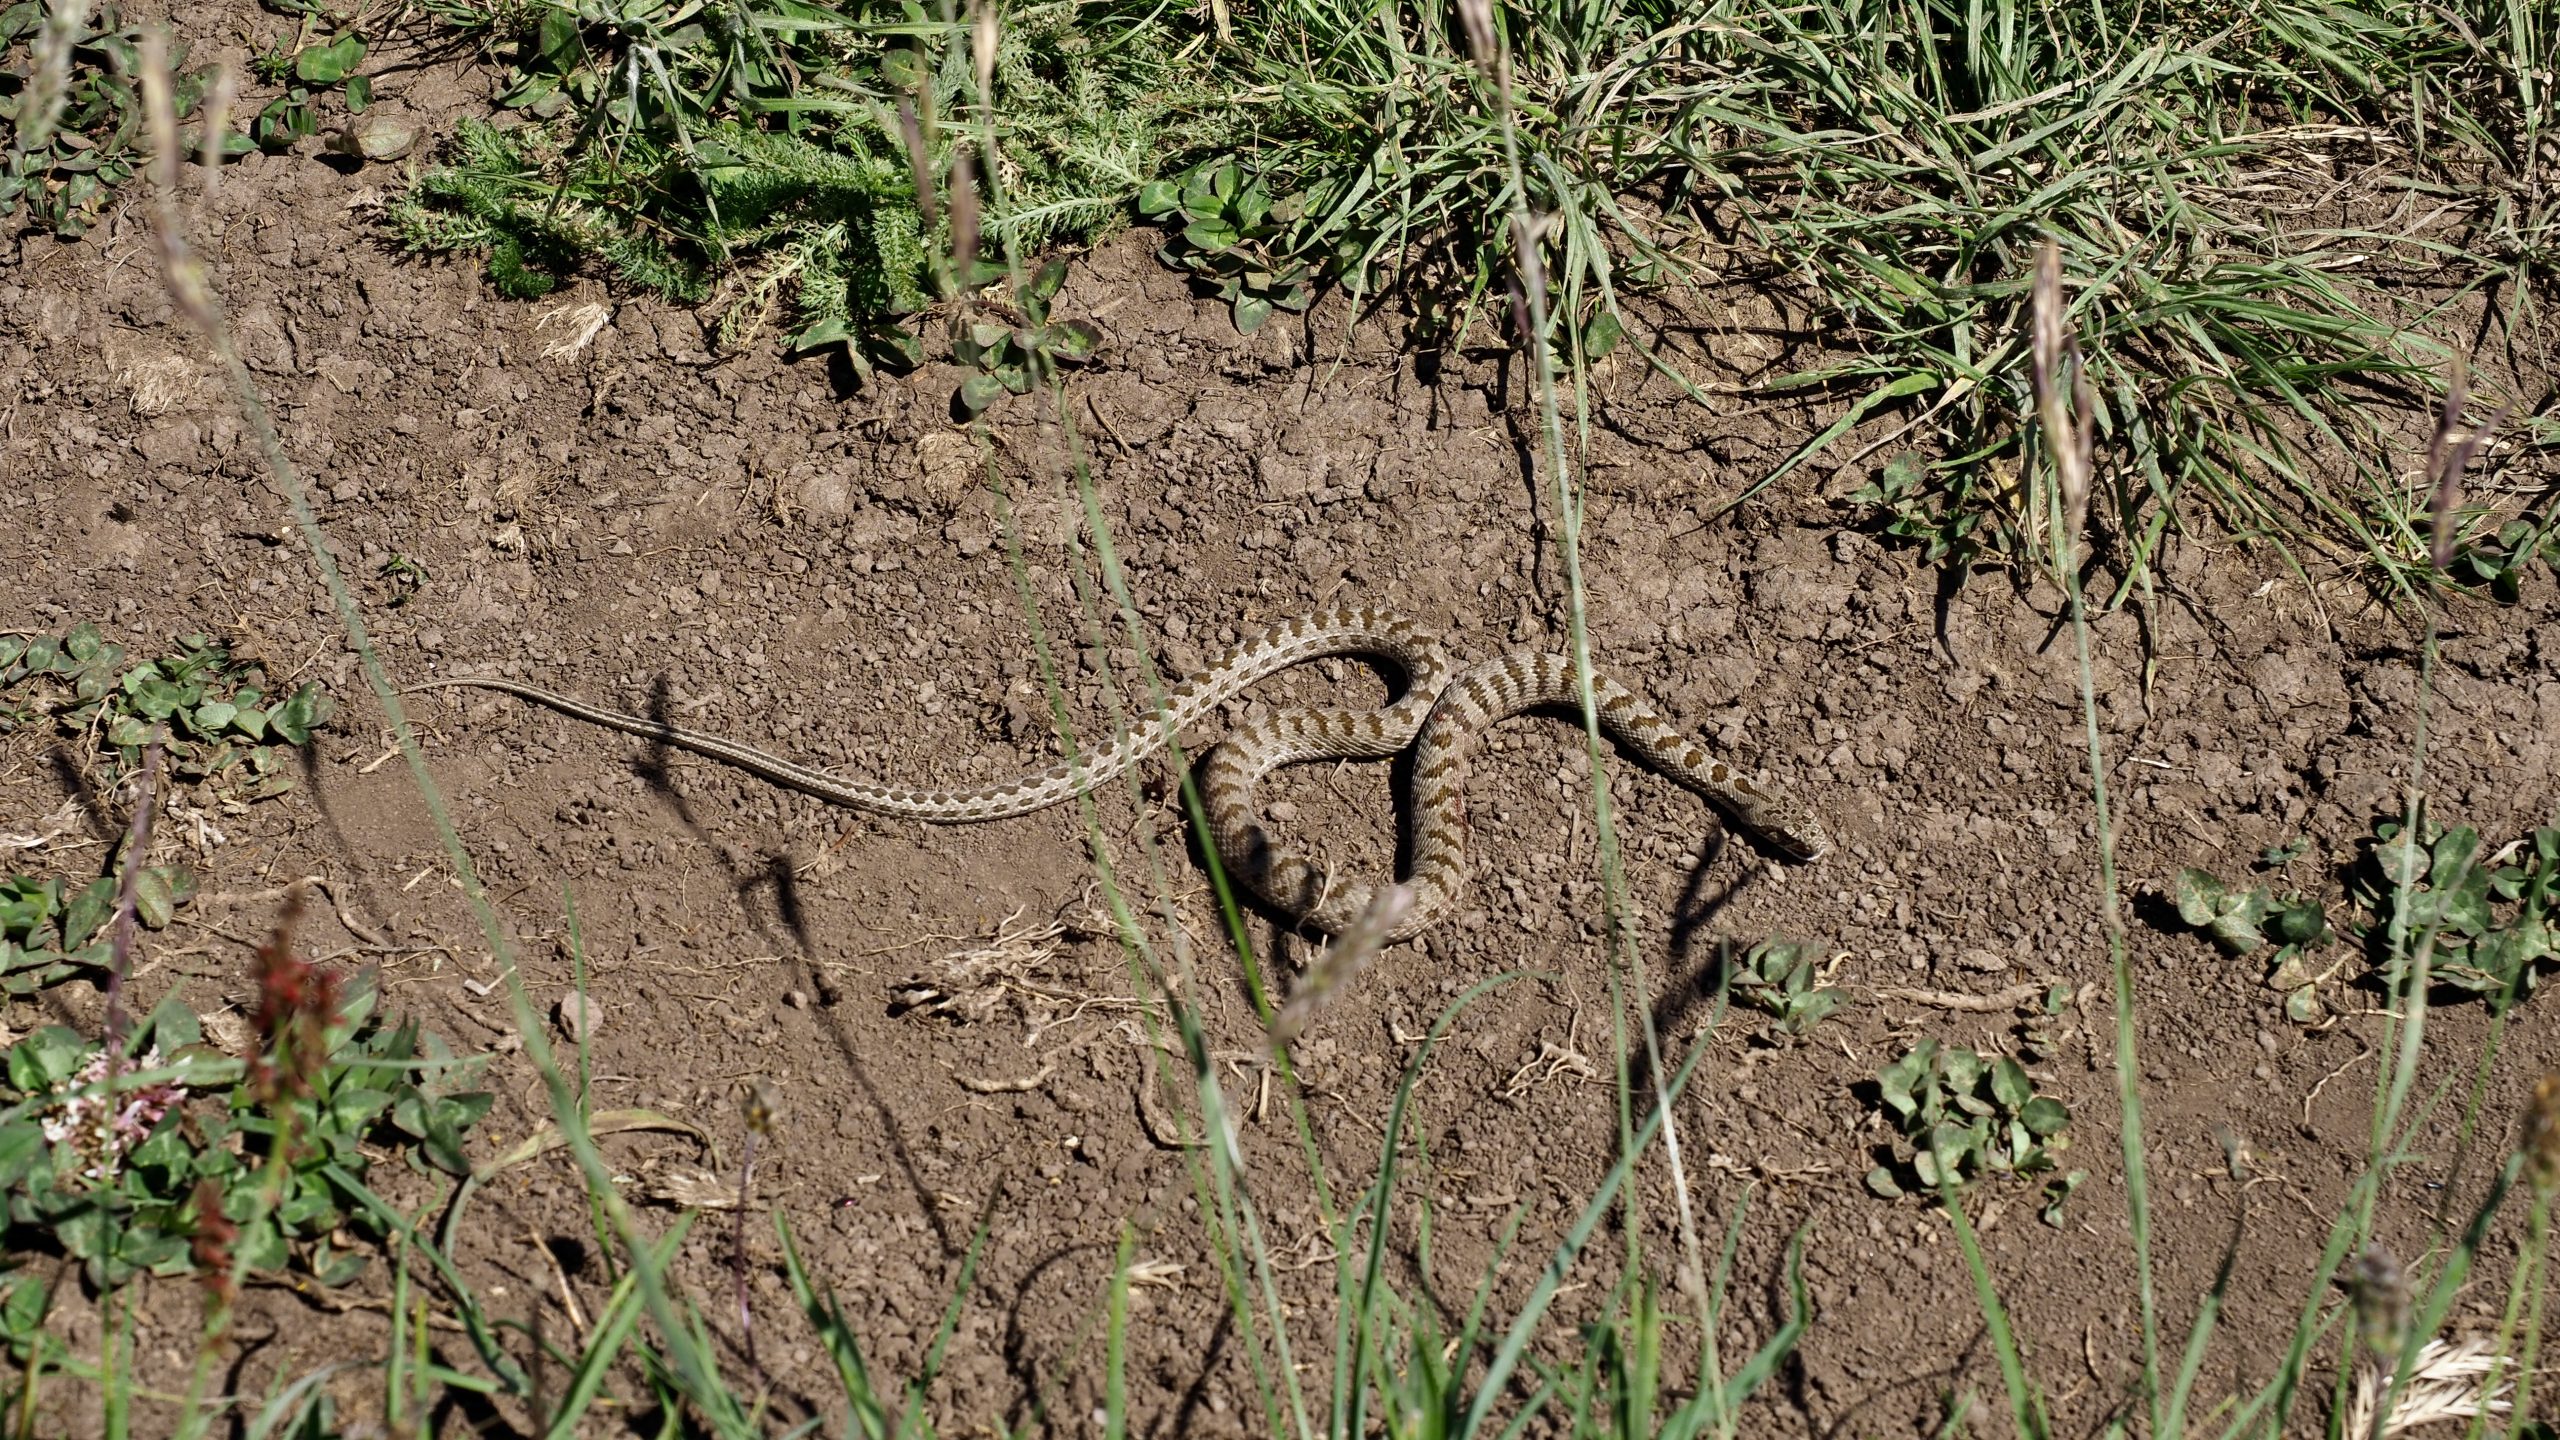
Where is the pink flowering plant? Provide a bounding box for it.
[0,1001,223,1285]
[38,1044,187,1188]
[0,979,490,1291]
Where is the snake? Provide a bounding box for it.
[404,605,1830,941]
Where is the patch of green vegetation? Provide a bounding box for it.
[403,0,2554,587]
[0,624,330,998]
[2445,517,2560,604]
[951,253,1099,415]
[0,863,192,997]
[1138,156,1324,334]
[1275,0,2546,584]
[2170,861,2336,1022]
[2170,816,2559,1021]
[397,0,1241,353]
[244,14,374,154]
[0,982,490,1291]
[0,3,232,237]
[2353,819,2560,1013]
[0,622,337,802]
[1727,937,1847,1038]
[1864,1039,2073,1200]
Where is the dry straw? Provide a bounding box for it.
[2345,1339,2510,1439]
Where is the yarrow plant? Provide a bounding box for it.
[35,1044,184,1188]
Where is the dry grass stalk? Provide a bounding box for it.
[2345,1338,2511,1438]
[891,907,1075,1029]
[897,95,938,230]
[535,301,614,358]
[1453,0,1497,68]
[104,733,164,1046]
[734,1077,780,1376]
[641,1165,739,1211]
[136,32,220,340]
[968,0,998,101]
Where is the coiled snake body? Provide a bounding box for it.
[407,605,1829,940]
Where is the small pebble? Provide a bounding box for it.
[782,989,810,1010]
[1957,948,2009,973]
[555,993,601,1043]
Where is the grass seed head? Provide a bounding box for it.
[950,148,982,293]
[2422,355,2516,577]
[14,0,96,156]
[1453,0,1498,70]
[2027,239,2095,549]
[1270,883,1410,1049]
[137,29,221,340]
[2523,1071,2560,1195]
[897,95,937,231]
[197,62,235,183]
[969,0,998,102]
[2348,1243,2409,1354]
[2426,358,2471,574]
[743,1077,782,1139]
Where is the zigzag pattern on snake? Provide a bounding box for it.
[405,605,1831,939]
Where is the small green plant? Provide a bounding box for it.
[376,552,428,608]
[1137,156,1320,333]
[1728,937,1847,1037]
[1847,451,1985,566]
[2444,517,2560,604]
[1865,1039,2072,1199]
[0,983,490,1290]
[2037,1169,2088,1228]
[0,623,337,802]
[0,1262,61,1380]
[2171,863,2335,1022]
[950,255,1100,416]
[247,21,368,151]
[2350,819,2560,1013]
[2170,867,2330,956]
[0,4,228,237]
[0,862,191,996]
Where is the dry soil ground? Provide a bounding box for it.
[4,10,2560,1439]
